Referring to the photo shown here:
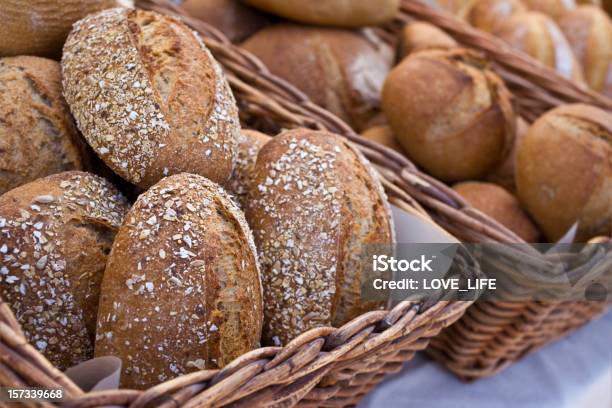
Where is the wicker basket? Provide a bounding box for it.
[0,0,609,405]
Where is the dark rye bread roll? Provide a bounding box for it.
[62,8,240,189]
[95,173,262,389]
[246,128,394,346]
[0,172,129,370]
[0,56,88,195]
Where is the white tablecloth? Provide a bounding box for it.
[359,310,612,408]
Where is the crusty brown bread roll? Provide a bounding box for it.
[458,0,528,32]
[494,12,585,83]
[516,104,611,242]
[243,0,399,27]
[382,48,516,182]
[0,171,129,370]
[432,0,473,13]
[0,0,118,57]
[486,117,529,191]
[226,129,271,208]
[521,0,576,19]
[95,173,262,389]
[62,8,240,189]
[246,128,394,346]
[182,0,270,42]
[453,181,540,242]
[558,6,612,97]
[0,56,88,195]
[242,24,394,131]
[399,22,458,58]
[361,125,405,153]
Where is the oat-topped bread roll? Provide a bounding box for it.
[559,6,612,97]
[62,8,240,189]
[96,173,262,389]
[0,56,88,195]
[242,24,394,132]
[225,129,271,208]
[0,172,128,370]
[182,0,270,42]
[382,48,516,182]
[244,0,399,27]
[246,128,394,346]
[399,22,458,58]
[0,0,119,57]
[458,0,528,32]
[516,104,611,242]
[494,12,585,83]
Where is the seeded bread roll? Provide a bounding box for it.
[516,104,611,242]
[399,22,458,58]
[243,0,399,27]
[95,173,262,389]
[62,8,240,189]
[242,24,394,131]
[453,181,540,242]
[0,56,88,195]
[225,129,271,208]
[246,128,394,346]
[458,0,528,32]
[382,48,516,182]
[494,12,585,83]
[0,172,129,370]
[182,0,270,42]
[558,6,612,97]
[0,0,119,57]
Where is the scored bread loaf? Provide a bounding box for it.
[246,128,394,346]
[0,171,129,370]
[62,8,240,189]
[242,24,394,131]
[95,173,263,389]
[0,56,88,195]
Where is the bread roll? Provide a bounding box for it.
[453,181,540,242]
[432,0,473,13]
[226,129,271,208]
[399,22,458,58]
[521,0,576,19]
[0,172,128,370]
[182,0,269,42]
[516,104,611,242]
[382,48,516,182]
[494,12,585,83]
[486,116,529,191]
[95,173,262,389]
[0,56,88,195]
[246,128,394,346]
[62,8,240,189]
[0,0,119,57]
[458,0,528,32]
[243,0,399,27]
[558,6,612,97]
[242,24,394,132]
[361,125,405,153]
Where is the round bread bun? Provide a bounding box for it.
[0,171,129,370]
[225,129,271,208]
[458,0,528,32]
[246,128,394,346]
[95,173,263,389]
[0,56,88,195]
[494,12,585,83]
[62,8,240,189]
[433,0,473,13]
[516,104,611,242]
[243,0,399,27]
[521,0,576,19]
[558,6,612,97]
[182,0,270,43]
[361,125,405,154]
[242,24,394,132]
[399,22,458,58]
[0,0,119,57]
[382,48,516,182]
[486,116,529,191]
[453,181,540,242]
